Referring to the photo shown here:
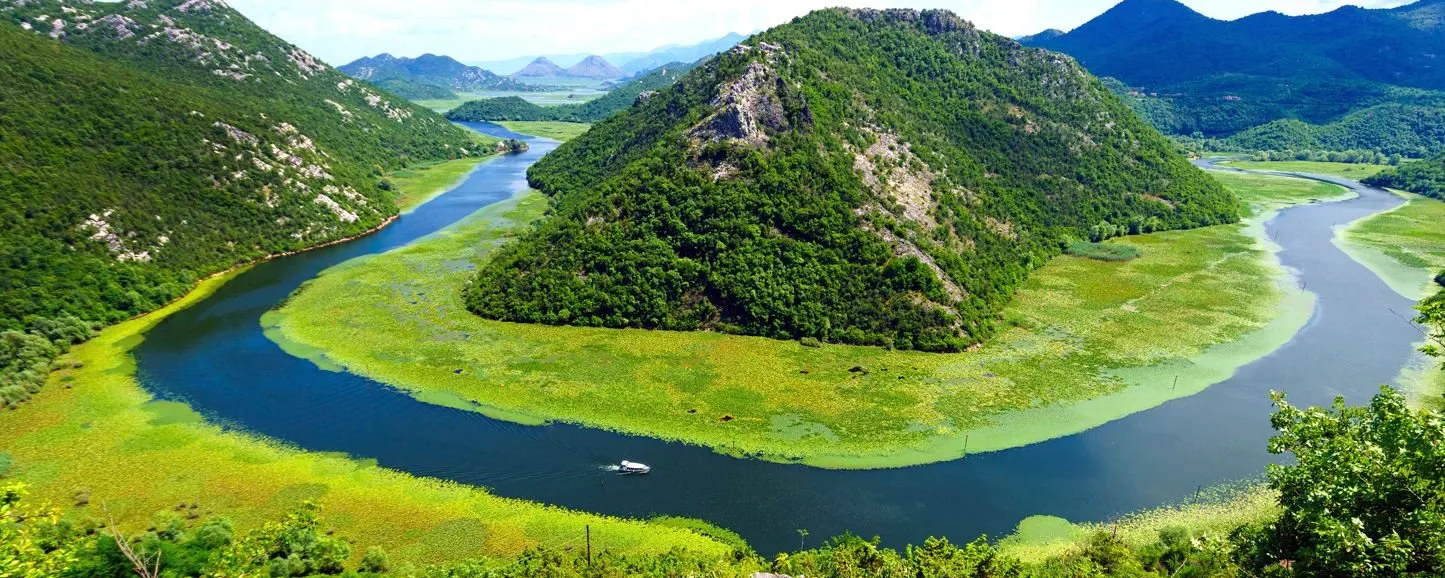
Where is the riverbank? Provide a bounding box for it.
[0,157,731,568]
[265,170,1340,469]
[1221,159,1395,180]
[390,157,492,213]
[495,121,591,142]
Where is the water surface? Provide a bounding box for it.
[135,137,1423,554]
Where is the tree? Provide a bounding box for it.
[1415,279,1445,365]
[1244,387,1445,577]
[360,546,391,574]
[0,483,85,578]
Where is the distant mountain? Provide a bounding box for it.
[464,9,1235,352]
[468,33,746,76]
[448,60,701,123]
[0,0,478,331]
[512,57,566,78]
[564,55,624,79]
[1025,0,1445,137]
[1015,29,1063,43]
[617,32,746,75]
[339,53,534,92]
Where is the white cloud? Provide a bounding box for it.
[226,0,1421,66]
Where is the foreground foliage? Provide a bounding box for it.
[467,8,1235,352]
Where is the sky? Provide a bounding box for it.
[227,0,1417,66]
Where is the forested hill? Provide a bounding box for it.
[339,53,536,92]
[1026,0,1445,137]
[464,8,1236,352]
[1365,155,1445,199]
[446,61,700,123]
[0,0,478,332]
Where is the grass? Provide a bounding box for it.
[1221,160,1395,180]
[1335,191,1445,301]
[264,172,1328,469]
[1209,171,1356,217]
[999,484,1279,562]
[496,121,592,142]
[389,157,491,213]
[0,272,731,568]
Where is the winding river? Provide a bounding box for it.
[133,127,1425,554]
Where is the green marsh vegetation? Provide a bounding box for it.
[267,169,1330,468]
[1063,242,1140,262]
[387,158,494,213]
[1220,160,1395,180]
[496,122,594,142]
[1337,192,1445,301]
[0,271,732,569]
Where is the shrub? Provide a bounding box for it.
[1065,242,1141,262]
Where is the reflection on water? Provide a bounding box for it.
[134,140,1423,554]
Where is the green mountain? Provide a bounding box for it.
[373,78,458,101]
[447,61,700,124]
[338,53,536,92]
[1365,154,1445,199]
[617,32,746,75]
[1226,104,1445,157]
[1026,0,1445,137]
[0,0,478,331]
[463,8,1236,352]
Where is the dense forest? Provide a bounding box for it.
[446,61,700,123]
[372,78,458,101]
[7,385,1441,577]
[464,8,1236,352]
[1028,0,1445,139]
[1364,153,1445,199]
[1223,105,1445,157]
[0,1,477,402]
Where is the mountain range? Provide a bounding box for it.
[338,53,536,92]
[1024,0,1445,138]
[468,32,746,76]
[464,8,1236,352]
[0,0,476,330]
[448,60,701,123]
[511,55,625,80]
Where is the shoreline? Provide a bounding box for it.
[266,171,1347,470]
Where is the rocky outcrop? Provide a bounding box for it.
[688,59,790,147]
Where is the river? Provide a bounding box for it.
[132,131,1425,554]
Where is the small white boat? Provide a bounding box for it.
[618,460,651,475]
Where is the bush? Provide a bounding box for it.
[1066,242,1141,262]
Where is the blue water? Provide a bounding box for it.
[133,133,1424,554]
